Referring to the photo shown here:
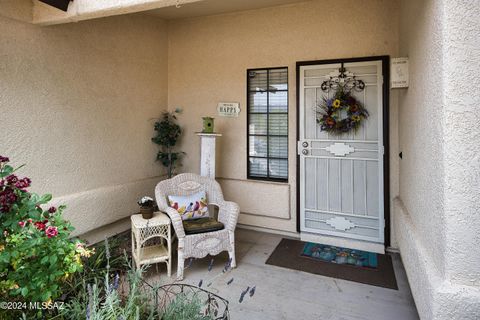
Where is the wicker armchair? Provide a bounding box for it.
[155,173,239,280]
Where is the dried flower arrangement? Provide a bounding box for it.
[316,88,369,134]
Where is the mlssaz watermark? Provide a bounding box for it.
[0,301,64,310]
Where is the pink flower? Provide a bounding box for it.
[18,221,26,228]
[45,226,58,238]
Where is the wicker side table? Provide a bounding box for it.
[131,211,172,277]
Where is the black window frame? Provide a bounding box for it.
[246,66,289,182]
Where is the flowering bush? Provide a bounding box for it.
[0,156,93,303]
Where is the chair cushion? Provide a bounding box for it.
[183,217,224,235]
[168,191,209,221]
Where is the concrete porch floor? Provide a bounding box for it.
[144,229,419,320]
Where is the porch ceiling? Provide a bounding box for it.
[31,0,204,25]
[145,0,309,20]
[1,0,309,26]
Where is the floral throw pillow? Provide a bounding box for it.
[168,191,209,221]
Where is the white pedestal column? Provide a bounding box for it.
[196,133,222,179]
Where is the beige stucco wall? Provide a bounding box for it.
[395,0,480,318]
[0,0,32,22]
[167,0,400,239]
[0,13,169,236]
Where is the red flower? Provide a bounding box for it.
[0,156,9,163]
[349,104,359,113]
[18,221,26,228]
[15,177,31,190]
[48,206,57,214]
[325,117,336,127]
[45,226,58,238]
[6,175,18,185]
[34,221,47,231]
[0,188,17,207]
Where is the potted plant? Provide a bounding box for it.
[152,109,185,178]
[138,196,155,219]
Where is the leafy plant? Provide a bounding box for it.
[61,234,246,320]
[162,292,213,320]
[152,109,185,178]
[60,249,156,320]
[61,234,126,300]
[0,156,93,304]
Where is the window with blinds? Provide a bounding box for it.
[247,67,288,181]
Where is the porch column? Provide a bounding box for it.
[196,133,222,179]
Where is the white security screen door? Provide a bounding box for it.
[298,60,386,253]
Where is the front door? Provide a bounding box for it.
[298,58,388,253]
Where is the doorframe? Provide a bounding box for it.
[295,55,391,248]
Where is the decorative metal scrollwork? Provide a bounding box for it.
[321,63,365,93]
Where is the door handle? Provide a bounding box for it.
[297,141,310,155]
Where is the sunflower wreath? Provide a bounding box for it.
[316,88,369,134]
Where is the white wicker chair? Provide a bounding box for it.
[155,173,240,280]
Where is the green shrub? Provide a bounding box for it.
[0,156,92,303]
[60,245,156,320]
[61,234,126,300]
[162,293,213,320]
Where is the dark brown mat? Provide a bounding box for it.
[265,238,398,290]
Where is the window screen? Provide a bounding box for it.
[247,67,288,181]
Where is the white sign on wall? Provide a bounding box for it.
[217,102,240,117]
[391,57,409,88]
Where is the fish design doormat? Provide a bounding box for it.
[265,239,397,289]
[301,242,378,268]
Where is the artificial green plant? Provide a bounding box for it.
[152,109,184,178]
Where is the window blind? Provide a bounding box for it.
[247,67,288,181]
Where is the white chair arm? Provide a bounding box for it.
[162,207,186,238]
[218,200,240,232]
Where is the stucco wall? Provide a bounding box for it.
[0,13,169,236]
[167,0,400,239]
[395,0,480,318]
[442,0,480,288]
[0,0,32,22]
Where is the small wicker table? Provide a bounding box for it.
[131,211,172,277]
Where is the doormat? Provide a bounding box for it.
[266,238,397,290]
[301,242,378,268]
